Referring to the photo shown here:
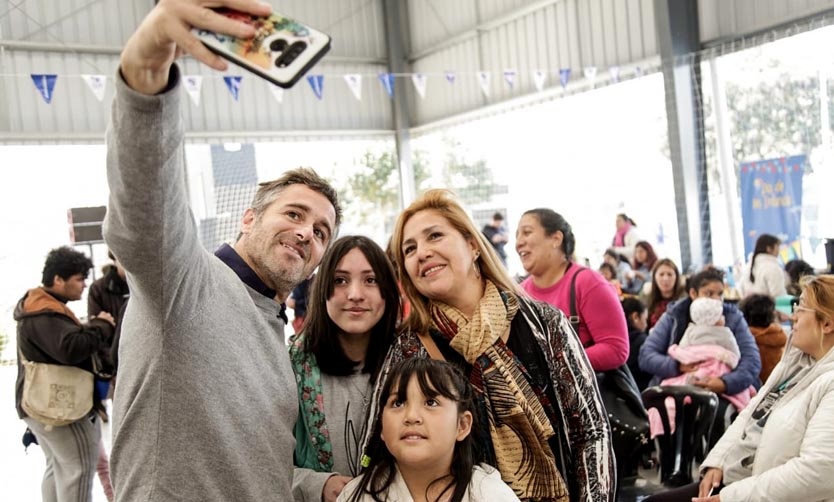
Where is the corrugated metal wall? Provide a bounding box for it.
[407,0,658,126]
[2,0,834,142]
[699,0,834,44]
[0,0,393,142]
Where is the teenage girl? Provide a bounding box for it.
[338,358,519,502]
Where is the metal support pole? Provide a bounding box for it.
[655,0,711,272]
[381,0,415,209]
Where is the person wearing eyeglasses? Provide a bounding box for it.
[646,275,834,502]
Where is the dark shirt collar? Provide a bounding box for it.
[214,244,288,323]
[44,288,70,304]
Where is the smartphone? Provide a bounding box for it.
[193,8,331,88]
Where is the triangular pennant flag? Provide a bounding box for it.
[609,66,620,83]
[503,69,516,89]
[477,71,490,97]
[81,74,106,101]
[583,66,597,81]
[269,84,284,104]
[31,74,57,104]
[532,69,547,92]
[307,74,324,100]
[445,71,456,84]
[344,74,362,101]
[223,76,243,101]
[559,68,571,89]
[183,75,203,106]
[378,73,394,98]
[411,73,427,99]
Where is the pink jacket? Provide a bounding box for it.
[521,264,629,371]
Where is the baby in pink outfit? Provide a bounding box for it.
[649,298,756,437]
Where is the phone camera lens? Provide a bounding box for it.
[275,41,307,68]
[269,39,288,52]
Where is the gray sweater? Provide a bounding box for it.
[104,65,297,501]
[292,371,370,501]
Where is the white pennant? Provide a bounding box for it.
[609,66,621,83]
[411,73,427,99]
[269,85,284,104]
[183,75,203,106]
[477,71,491,97]
[344,74,363,101]
[81,74,106,101]
[583,66,598,82]
[532,69,547,92]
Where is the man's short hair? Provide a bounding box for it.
[41,246,93,286]
[492,212,504,221]
[250,167,342,228]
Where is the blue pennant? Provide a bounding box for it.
[307,74,324,100]
[223,76,243,101]
[559,68,571,89]
[31,74,58,104]
[378,73,394,98]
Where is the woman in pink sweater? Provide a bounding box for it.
[516,208,629,371]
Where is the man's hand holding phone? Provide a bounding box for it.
[120,0,271,95]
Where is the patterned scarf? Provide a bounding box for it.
[430,281,568,501]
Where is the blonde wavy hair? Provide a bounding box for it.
[389,189,520,334]
[799,275,834,351]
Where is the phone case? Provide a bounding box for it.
[193,9,331,89]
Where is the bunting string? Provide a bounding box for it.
[20,63,654,105]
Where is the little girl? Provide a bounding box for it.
[338,358,519,502]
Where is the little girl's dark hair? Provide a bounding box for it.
[621,297,646,329]
[348,358,480,502]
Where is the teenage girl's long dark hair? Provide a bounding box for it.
[347,358,480,502]
[302,235,400,380]
[749,234,780,284]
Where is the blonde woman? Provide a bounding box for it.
[361,190,614,502]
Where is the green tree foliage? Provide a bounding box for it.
[342,140,497,233]
[340,150,430,231]
[725,71,821,162]
[441,138,496,205]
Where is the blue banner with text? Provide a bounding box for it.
[739,155,805,258]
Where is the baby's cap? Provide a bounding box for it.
[689,297,723,326]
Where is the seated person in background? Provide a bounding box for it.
[339,358,520,502]
[738,234,786,299]
[739,294,787,384]
[643,258,686,330]
[599,262,623,298]
[639,267,761,447]
[648,298,755,438]
[624,241,657,295]
[603,248,632,290]
[621,297,652,391]
[646,275,834,502]
[784,259,815,297]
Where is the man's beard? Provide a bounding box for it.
[247,233,309,297]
